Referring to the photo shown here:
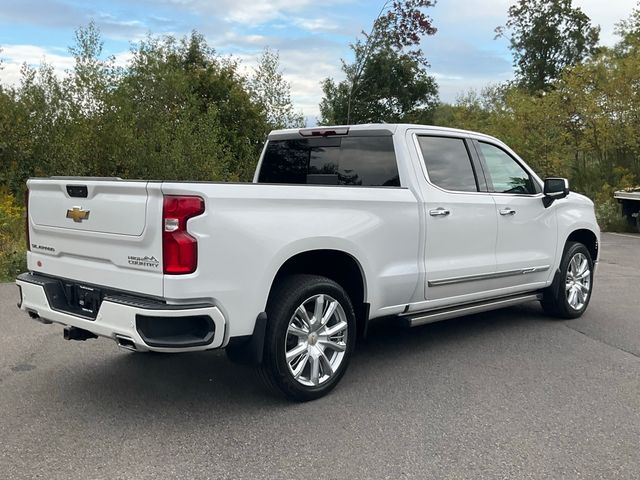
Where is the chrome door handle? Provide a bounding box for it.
[499,208,516,216]
[429,208,451,217]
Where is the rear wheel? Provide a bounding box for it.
[541,242,594,319]
[258,274,356,401]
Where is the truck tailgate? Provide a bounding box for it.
[26,179,164,297]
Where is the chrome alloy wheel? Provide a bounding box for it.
[285,294,348,387]
[565,252,591,310]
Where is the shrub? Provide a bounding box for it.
[0,193,27,281]
[595,199,629,233]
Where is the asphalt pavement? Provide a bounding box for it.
[1,232,639,479]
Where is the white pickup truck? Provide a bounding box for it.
[16,124,600,401]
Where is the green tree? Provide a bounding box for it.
[614,2,640,54]
[319,0,438,125]
[0,25,271,193]
[496,0,600,93]
[100,31,268,182]
[250,48,305,129]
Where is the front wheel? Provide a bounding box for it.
[541,242,594,319]
[258,274,356,401]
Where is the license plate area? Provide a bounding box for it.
[64,283,103,318]
[40,280,104,320]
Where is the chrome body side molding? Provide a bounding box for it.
[428,265,550,287]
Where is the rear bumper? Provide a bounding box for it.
[16,273,226,353]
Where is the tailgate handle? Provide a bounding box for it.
[66,185,88,198]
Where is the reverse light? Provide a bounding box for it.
[162,195,205,275]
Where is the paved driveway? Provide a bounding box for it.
[1,233,639,479]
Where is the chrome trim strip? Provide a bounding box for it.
[428,265,550,287]
[405,293,544,327]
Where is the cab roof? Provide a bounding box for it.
[268,123,501,144]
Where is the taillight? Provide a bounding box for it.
[162,195,205,274]
[24,188,30,251]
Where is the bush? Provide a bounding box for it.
[0,193,27,281]
[595,199,629,233]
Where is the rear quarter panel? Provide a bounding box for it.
[161,182,421,339]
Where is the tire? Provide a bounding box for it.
[257,274,356,402]
[541,242,594,319]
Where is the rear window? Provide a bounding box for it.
[258,136,400,187]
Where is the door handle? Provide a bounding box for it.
[499,208,516,216]
[429,208,451,217]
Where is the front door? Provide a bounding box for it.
[475,140,557,288]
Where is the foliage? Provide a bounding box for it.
[615,3,640,55]
[0,25,278,198]
[429,4,640,232]
[0,25,299,278]
[496,0,600,93]
[250,48,305,130]
[320,47,438,125]
[595,199,630,233]
[0,193,26,281]
[319,0,438,125]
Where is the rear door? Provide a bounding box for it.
[27,178,164,296]
[474,140,557,288]
[415,134,498,302]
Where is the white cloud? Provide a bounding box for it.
[0,41,336,119]
[291,17,340,32]
[0,45,75,85]
[2,0,634,118]
[164,0,341,25]
[574,0,636,45]
[436,0,634,46]
[236,46,343,119]
[0,45,132,86]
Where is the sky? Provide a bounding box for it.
[0,0,636,124]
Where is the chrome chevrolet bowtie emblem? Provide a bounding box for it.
[66,207,90,223]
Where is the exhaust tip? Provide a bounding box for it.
[115,335,137,351]
[26,309,53,324]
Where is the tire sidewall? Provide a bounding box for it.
[557,243,594,318]
[264,275,356,401]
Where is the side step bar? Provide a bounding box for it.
[402,292,543,328]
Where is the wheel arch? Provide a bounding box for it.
[566,228,599,262]
[267,249,369,338]
[228,244,371,366]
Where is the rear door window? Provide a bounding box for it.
[258,136,400,187]
[417,136,479,192]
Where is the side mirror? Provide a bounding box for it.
[543,177,569,207]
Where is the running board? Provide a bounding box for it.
[402,292,543,328]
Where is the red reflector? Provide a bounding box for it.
[162,195,205,274]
